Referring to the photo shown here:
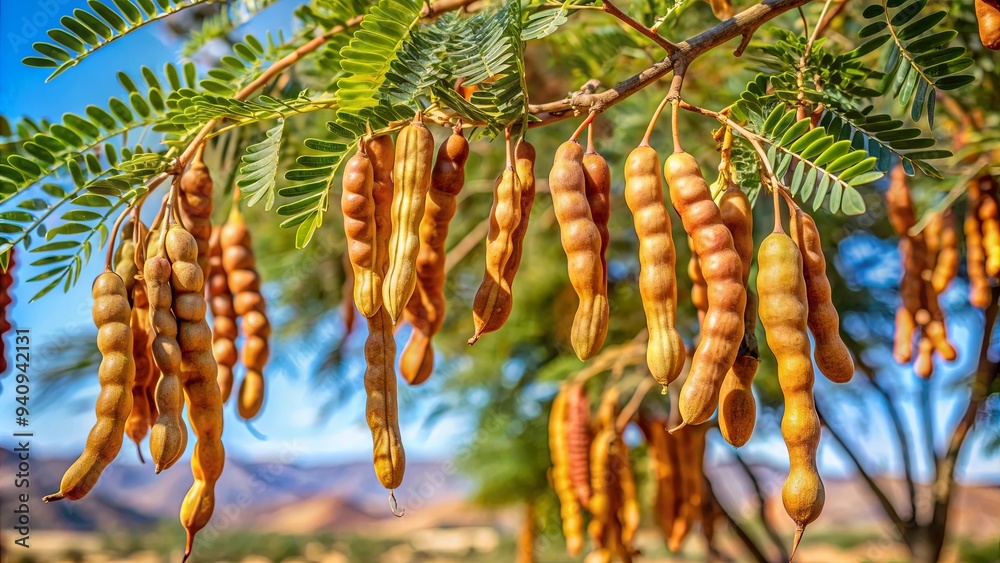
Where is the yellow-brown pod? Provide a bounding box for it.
[368,134,395,280]
[179,150,214,277]
[406,128,469,338]
[757,232,824,559]
[623,144,685,387]
[365,307,406,489]
[583,131,611,287]
[931,211,959,293]
[549,140,609,360]
[467,141,537,340]
[614,425,639,548]
[790,210,854,383]
[718,355,759,448]
[640,416,679,547]
[399,328,433,386]
[146,249,188,473]
[669,424,707,551]
[965,180,992,308]
[914,333,935,378]
[976,0,1000,50]
[207,227,237,402]
[978,176,1000,278]
[587,389,618,559]
[665,151,746,426]
[550,384,584,555]
[894,306,917,363]
[44,272,135,502]
[165,225,225,561]
[688,243,708,323]
[125,281,154,459]
[383,114,435,323]
[342,144,381,317]
[470,165,521,342]
[114,219,138,300]
[565,383,591,508]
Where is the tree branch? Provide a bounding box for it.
[732,450,789,561]
[602,0,679,54]
[818,403,909,539]
[705,474,770,563]
[527,0,810,125]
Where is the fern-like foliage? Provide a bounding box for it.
[23,0,217,81]
[295,0,373,30]
[237,118,285,210]
[856,0,974,126]
[522,0,581,41]
[181,0,283,57]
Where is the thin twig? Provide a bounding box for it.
[615,377,655,432]
[706,475,770,563]
[602,0,679,54]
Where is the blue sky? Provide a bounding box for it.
[0,0,997,488]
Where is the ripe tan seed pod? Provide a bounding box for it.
[550,384,584,556]
[382,115,435,323]
[125,280,154,458]
[342,144,381,317]
[976,0,1000,50]
[624,144,685,387]
[44,272,135,502]
[966,180,992,308]
[178,150,214,277]
[757,232,825,559]
[582,127,611,289]
[930,211,959,293]
[207,227,237,402]
[548,139,608,360]
[790,210,854,383]
[365,307,406,490]
[665,151,746,426]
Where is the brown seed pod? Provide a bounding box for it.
[125,281,154,458]
[467,141,537,341]
[44,272,135,502]
[669,424,707,552]
[365,307,406,490]
[382,115,435,323]
[790,210,854,383]
[978,176,1000,278]
[914,333,935,378]
[639,416,679,549]
[718,356,759,448]
[114,219,138,300]
[368,134,395,280]
[399,328,434,386]
[930,211,959,294]
[342,144,381,318]
[976,0,1000,50]
[207,227,237,403]
[470,161,522,342]
[894,306,917,363]
[688,243,708,323]
[965,180,992,308]
[583,129,611,289]
[565,383,591,508]
[665,151,746,426]
[623,144,685,387]
[886,164,917,237]
[405,128,469,338]
[179,151,214,277]
[757,232,825,559]
[550,384,585,556]
[548,140,609,360]
[165,225,225,560]
[146,250,188,474]
[587,389,618,559]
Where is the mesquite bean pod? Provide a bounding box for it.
[146,250,188,473]
[640,416,679,548]
[757,232,824,559]
[125,280,154,456]
[399,328,434,386]
[930,211,959,293]
[565,383,591,508]
[470,164,521,342]
[165,226,225,560]
[583,132,611,288]
[978,176,1000,278]
[966,180,992,308]
[44,272,135,501]
[220,214,270,420]
[383,115,435,323]
[342,144,381,317]
[369,134,395,279]
[688,244,708,323]
[977,0,1000,50]
[114,219,138,299]
[665,151,746,426]
[179,152,214,277]
[623,145,685,387]
[365,307,406,489]
[790,210,854,383]
[669,424,707,552]
[550,384,584,555]
[208,227,237,402]
[548,140,609,360]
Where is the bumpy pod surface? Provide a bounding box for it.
[583,142,611,287]
[665,151,746,425]
[342,146,381,317]
[125,281,154,453]
[399,328,433,386]
[179,154,214,277]
[114,220,138,299]
[145,252,188,473]
[382,117,434,323]
[587,389,621,560]
[688,242,708,322]
[965,180,992,308]
[977,0,1000,50]
[548,140,608,360]
[978,176,1000,278]
[406,130,469,337]
[468,142,537,340]
[550,385,584,555]
[365,307,406,489]
[790,210,854,383]
[368,135,395,279]
[623,145,685,386]
[0,250,14,376]
[165,226,225,559]
[931,211,959,293]
[757,232,825,556]
[470,167,522,342]
[220,216,270,420]
[207,227,237,402]
[45,272,135,502]
[564,383,591,507]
